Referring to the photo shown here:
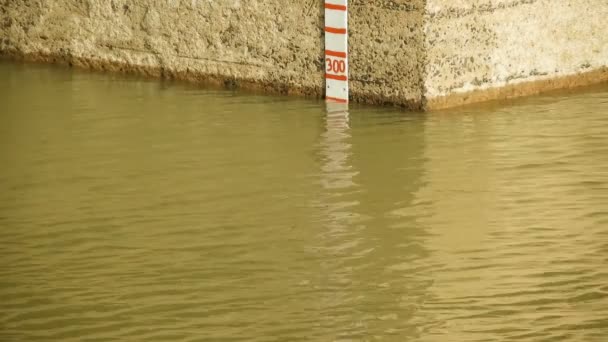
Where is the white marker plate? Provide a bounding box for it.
[324,0,348,103]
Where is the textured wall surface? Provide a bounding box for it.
[1,0,608,109]
[424,0,608,108]
[0,0,328,95]
[0,0,426,108]
[350,0,425,106]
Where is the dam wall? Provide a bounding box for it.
[1,0,607,110]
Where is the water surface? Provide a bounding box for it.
[1,61,608,341]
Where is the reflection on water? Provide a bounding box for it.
[1,61,607,341]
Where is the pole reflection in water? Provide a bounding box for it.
[310,102,367,338]
[320,102,354,191]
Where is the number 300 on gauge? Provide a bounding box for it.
[326,58,346,74]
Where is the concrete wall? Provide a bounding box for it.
[1,0,330,95]
[0,0,426,108]
[1,0,607,109]
[424,0,608,109]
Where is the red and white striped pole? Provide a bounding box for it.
[324,0,348,104]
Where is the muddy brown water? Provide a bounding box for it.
[1,61,607,341]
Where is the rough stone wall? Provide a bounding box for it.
[0,0,426,108]
[424,0,608,108]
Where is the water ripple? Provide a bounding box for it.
[1,62,608,341]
